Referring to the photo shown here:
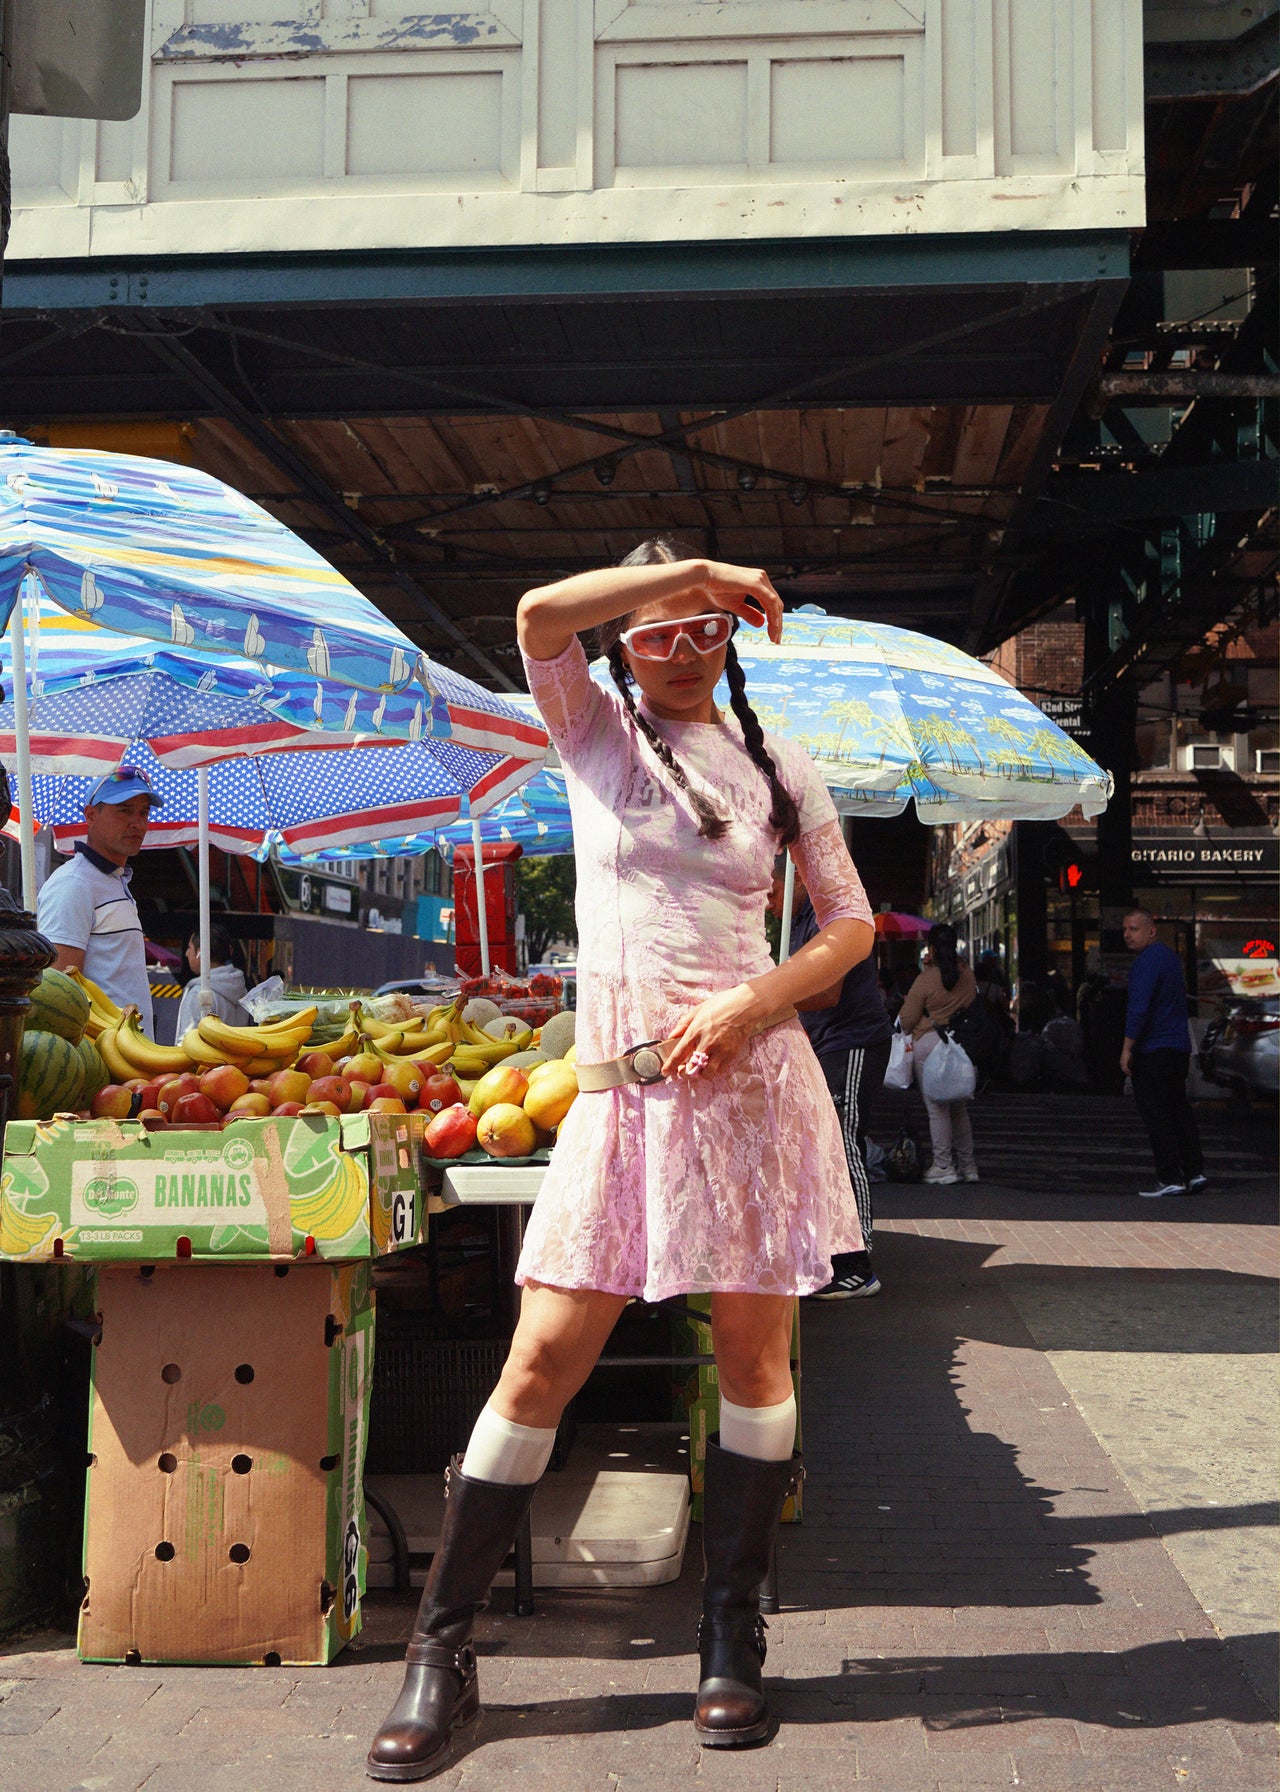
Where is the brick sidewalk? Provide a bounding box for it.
[0,1172,1274,1792]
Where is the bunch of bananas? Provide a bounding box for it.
[350,998,534,1080]
[96,1007,194,1082]
[68,968,122,1041]
[181,1006,319,1076]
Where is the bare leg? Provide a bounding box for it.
[709,1291,795,1407]
[487,1280,629,1430]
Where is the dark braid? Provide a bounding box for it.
[723,642,801,847]
[605,644,728,840]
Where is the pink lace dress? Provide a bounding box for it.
[516,637,874,1301]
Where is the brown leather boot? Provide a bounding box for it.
[693,1436,803,1749]
[366,1457,539,1782]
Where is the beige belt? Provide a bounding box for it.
[576,1005,797,1093]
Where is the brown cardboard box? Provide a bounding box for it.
[80,1260,373,1665]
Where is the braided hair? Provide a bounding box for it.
[598,535,799,847]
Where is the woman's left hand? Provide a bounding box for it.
[660,985,763,1081]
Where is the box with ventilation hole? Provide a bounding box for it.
[79,1260,373,1664]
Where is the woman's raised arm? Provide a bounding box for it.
[517,559,783,661]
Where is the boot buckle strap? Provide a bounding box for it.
[406,1638,477,1677]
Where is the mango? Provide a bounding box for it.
[477,1102,537,1158]
[523,1062,578,1131]
[468,1062,530,1118]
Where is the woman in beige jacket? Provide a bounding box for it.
[897,924,980,1184]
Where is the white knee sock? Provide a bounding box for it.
[461,1402,556,1485]
[719,1394,797,1462]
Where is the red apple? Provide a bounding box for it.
[123,1076,148,1093]
[361,1082,399,1110]
[199,1064,251,1112]
[419,1072,462,1115]
[90,1084,134,1120]
[135,1077,167,1113]
[345,1079,373,1109]
[297,1049,335,1081]
[249,1078,274,1097]
[172,1091,221,1125]
[300,1100,342,1117]
[156,1073,200,1115]
[227,1092,272,1118]
[137,1108,168,1126]
[424,1103,478,1158]
[367,1095,407,1114]
[267,1067,311,1107]
[305,1075,351,1113]
[271,1101,304,1117]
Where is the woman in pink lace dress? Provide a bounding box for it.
[368,542,875,1783]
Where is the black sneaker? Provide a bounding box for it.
[810,1267,882,1300]
[1187,1175,1209,1194]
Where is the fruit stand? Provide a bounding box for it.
[0,964,585,1660]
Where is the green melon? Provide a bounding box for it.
[17,1029,86,1120]
[75,1036,110,1107]
[27,969,91,1044]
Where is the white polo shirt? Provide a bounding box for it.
[37,846,155,1036]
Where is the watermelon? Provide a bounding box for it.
[27,969,91,1045]
[75,1036,110,1107]
[16,1029,86,1120]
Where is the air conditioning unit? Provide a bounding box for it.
[1257,748,1280,776]
[1185,742,1233,772]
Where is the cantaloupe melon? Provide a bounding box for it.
[539,1010,576,1060]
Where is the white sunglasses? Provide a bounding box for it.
[619,612,737,662]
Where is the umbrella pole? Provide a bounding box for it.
[197,764,214,1016]
[8,588,37,912]
[778,854,796,965]
[471,817,491,977]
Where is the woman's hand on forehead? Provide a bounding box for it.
[632,562,783,643]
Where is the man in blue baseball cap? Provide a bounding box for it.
[37,765,164,1036]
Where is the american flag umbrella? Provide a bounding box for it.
[26,734,541,858]
[0,589,542,772]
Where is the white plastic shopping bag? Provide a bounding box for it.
[920,1035,977,1103]
[883,1029,914,1090]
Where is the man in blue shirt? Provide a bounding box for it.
[773,862,893,1298]
[1121,907,1206,1199]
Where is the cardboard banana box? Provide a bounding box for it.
[0,1110,426,1264]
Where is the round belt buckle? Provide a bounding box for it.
[630,1046,665,1084]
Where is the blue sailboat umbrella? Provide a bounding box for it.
[0,436,443,699]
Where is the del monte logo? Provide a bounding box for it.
[82,1175,139,1220]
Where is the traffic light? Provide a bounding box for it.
[1041,829,1095,892]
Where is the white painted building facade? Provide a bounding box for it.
[10,0,1144,262]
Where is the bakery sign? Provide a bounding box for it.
[1132,836,1279,875]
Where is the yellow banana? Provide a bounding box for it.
[405,1040,455,1068]
[68,967,121,1022]
[250,1005,319,1038]
[95,1024,135,1084]
[198,1013,311,1058]
[115,1011,193,1078]
[242,1052,295,1076]
[317,1025,361,1064]
[181,1027,243,1068]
